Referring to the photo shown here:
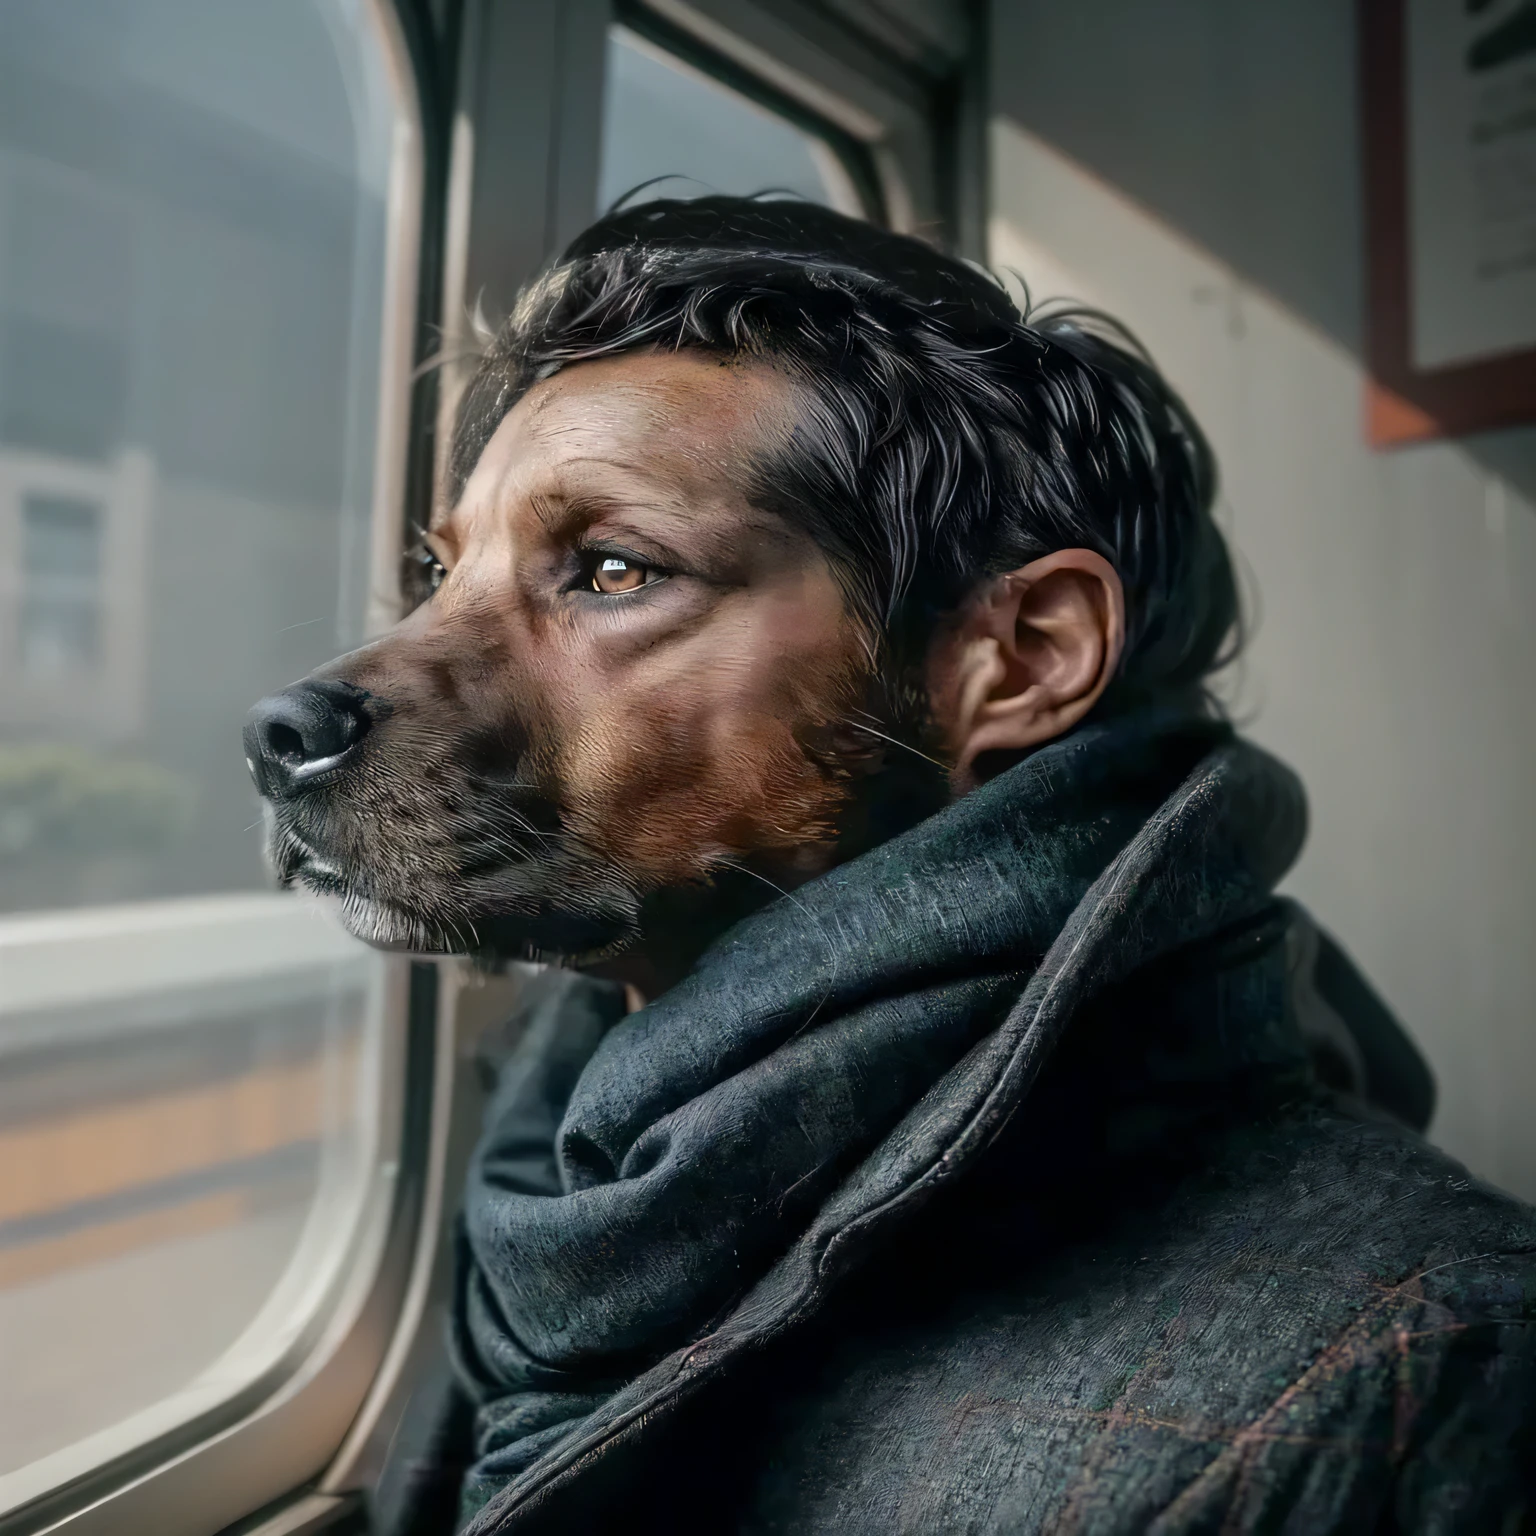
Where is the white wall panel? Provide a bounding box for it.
[991,112,1536,1199]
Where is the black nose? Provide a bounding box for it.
[245,679,374,798]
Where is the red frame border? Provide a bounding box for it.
[1360,0,1536,443]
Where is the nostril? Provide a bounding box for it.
[265,722,307,763]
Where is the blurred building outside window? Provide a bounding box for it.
[0,0,413,1512]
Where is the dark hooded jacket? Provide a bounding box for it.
[406,711,1536,1534]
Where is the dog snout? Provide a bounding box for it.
[245,678,375,799]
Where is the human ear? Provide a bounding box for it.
[927,549,1125,793]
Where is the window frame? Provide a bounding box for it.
[623,0,982,253]
[0,0,437,1529]
[608,0,890,222]
[431,0,972,344]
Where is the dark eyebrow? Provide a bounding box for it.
[528,485,685,532]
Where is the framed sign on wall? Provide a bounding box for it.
[1361,0,1536,443]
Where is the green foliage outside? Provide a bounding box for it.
[0,744,191,862]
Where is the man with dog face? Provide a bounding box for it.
[246,201,1536,1534]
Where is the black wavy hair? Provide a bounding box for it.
[449,196,1240,712]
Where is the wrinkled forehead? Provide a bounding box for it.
[443,350,799,533]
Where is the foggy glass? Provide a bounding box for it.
[0,0,404,1493]
[597,26,859,216]
[0,0,396,915]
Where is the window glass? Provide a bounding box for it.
[0,0,411,1503]
[597,26,865,217]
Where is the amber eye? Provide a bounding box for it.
[591,555,649,594]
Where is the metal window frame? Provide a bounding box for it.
[0,2,440,1531]
[430,0,979,339]
[610,0,890,222]
[630,0,986,253]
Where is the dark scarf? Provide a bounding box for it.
[452,709,1309,1531]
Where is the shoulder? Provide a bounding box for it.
[741,1104,1536,1534]
[1174,1097,1536,1270]
[1139,1105,1536,1530]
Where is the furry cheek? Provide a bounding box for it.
[549,663,865,891]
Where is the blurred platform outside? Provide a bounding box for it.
[0,893,371,1477]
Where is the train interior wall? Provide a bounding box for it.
[988,0,1536,1200]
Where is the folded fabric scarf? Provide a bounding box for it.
[452,708,1307,1529]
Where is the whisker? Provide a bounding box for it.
[845,713,950,772]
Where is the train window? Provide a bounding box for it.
[597,24,867,218]
[0,0,419,1524]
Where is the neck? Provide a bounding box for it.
[587,854,823,999]
[589,745,953,998]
